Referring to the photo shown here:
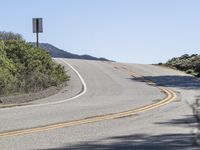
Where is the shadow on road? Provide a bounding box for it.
[130,75,200,90]
[39,133,196,150]
[155,115,197,128]
[41,115,197,149]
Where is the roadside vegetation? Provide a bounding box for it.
[158,54,200,77]
[0,31,69,96]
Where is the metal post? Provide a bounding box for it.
[36,32,39,48]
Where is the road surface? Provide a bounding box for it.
[0,58,199,150]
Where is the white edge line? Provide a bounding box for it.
[1,59,87,110]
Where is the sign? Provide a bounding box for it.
[32,18,43,33]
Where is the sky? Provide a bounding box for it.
[0,0,200,64]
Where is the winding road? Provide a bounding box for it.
[0,58,199,149]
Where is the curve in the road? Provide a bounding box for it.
[0,62,177,138]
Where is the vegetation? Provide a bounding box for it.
[0,31,23,41]
[0,31,69,96]
[159,54,200,77]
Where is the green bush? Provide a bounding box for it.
[0,32,69,96]
[165,54,200,77]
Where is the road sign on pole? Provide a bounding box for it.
[32,18,43,47]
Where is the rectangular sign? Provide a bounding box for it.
[33,18,43,33]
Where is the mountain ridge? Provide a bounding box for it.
[31,43,110,61]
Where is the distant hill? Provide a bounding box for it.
[31,43,110,61]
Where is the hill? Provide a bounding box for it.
[32,43,110,61]
[159,54,200,77]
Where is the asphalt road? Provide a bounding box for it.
[0,58,199,150]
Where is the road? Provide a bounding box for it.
[0,58,199,150]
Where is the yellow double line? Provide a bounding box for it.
[0,64,177,138]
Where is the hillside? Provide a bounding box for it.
[32,43,110,61]
[159,54,200,77]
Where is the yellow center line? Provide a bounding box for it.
[0,64,177,138]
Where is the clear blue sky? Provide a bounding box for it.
[1,0,200,63]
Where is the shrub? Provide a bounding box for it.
[165,54,200,77]
[0,32,69,95]
[0,31,23,41]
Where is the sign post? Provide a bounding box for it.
[32,18,43,47]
